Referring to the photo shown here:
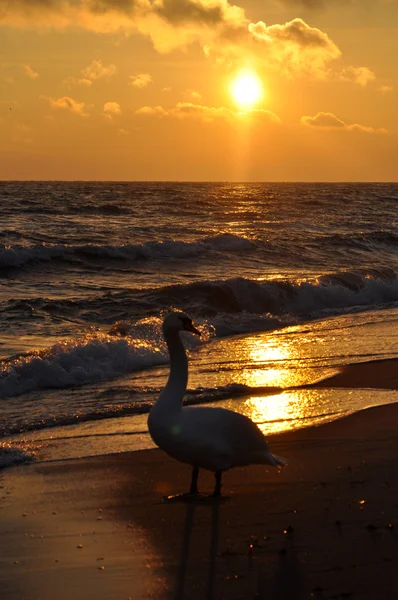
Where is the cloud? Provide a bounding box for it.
[136,101,281,124]
[379,84,393,93]
[82,59,117,81]
[301,111,388,133]
[184,89,202,100]
[63,76,93,88]
[129,73,153,88]
[103,101,121,119]
[340,66,376,87]
[0,1,362,81]
[276,0,328,6]
[43,95,91,116]
[24,65,39,79]
[63,59,116,89]
[245,18,341,77]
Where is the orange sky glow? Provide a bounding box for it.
[0,0,397,181]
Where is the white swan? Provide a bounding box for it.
[148,311,287,497]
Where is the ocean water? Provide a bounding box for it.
[1,181,398,468]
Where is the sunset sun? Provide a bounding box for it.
[230,71,264,109]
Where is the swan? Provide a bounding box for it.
[148,311,287,497]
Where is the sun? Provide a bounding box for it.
[230,71,264,109]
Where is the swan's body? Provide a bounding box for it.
[148,312,287,496]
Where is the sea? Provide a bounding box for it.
[1,181,397,469]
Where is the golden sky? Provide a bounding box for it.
[0,0,397,181]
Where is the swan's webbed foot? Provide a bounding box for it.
[161,466,202,502]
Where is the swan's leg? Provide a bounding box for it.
[213,470,222,497]
[190,466,199,495]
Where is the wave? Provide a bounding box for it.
[0,331,169,399]
[0,443,35,469]
[1,269,397,399]
[0,234,255,270]
[2,268,397,330]
[147,269,398,323]
[321,231,398,250]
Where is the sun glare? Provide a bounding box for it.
[230,71,264,109]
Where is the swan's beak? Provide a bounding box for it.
[185,322,201,336]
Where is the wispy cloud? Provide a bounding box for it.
[82,59,117,81]
[379,85,393,94]
[184,89,202,101]
[63,59,116,88]
[129,73,153,88]
[136,102,281,124]
[24,65,39,79]
[340,66,376,87]
[63,77,93,88]
[301,111,388,133]
[42,95,91,116]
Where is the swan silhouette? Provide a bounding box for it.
[148,311,287,497]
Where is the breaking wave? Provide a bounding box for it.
[0,269,397,400]
[0,234,255,270]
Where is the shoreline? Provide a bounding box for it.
[311,357,398,390]
[1,399,398,599]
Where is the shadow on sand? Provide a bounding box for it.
[172,496,306,600]
[174,499,220,600]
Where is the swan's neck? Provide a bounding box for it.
[158,329,188,412]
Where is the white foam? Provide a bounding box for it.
[0,333,168,399]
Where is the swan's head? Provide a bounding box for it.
[163,311,201,336]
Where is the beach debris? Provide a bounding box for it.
[77,544,84,549]
[97,566,105,571]
[283,525,294,535]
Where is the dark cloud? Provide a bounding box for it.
[154,0,224,25]
[86,0,137,14]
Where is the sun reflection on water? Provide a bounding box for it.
[244,390,322,435]
[200,330,344,434]
[235,334,316,389]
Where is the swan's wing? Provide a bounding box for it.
[178,406,270,469]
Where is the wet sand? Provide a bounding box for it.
[1,359,397,600]
[313,357,398,390]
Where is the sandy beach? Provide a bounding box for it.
[1,357,398,600]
